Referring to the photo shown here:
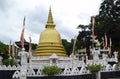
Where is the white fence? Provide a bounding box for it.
[0,65,20,70]
[11,64,119,78]
[0,64,119,79]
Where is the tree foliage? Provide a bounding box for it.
[77,24,92,57]
[0,41,8,58]
[77,24,92,49]
[31,43,37,50]
[0,42,8,54]
[95,0,120,50]
[62,39,73,56]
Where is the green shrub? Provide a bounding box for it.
[88,64,101,73]
[3,58,17,66]
[42,66,62,76]
[117,63,120,67]
[116,63,120,70]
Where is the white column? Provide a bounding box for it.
[20,65,27,79]
[19,48,28,79]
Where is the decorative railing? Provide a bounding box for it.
[0,63,116,79]
[0,65,20,70]
[25,64,120,76]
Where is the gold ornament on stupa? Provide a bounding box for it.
[33,8,67,57]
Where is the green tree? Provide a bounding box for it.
[0,41,8,59]
[77,24,92,48]
[31,43,37,50]
[77,24,92,57]
[95,0,120,51]
[62,39,73,56]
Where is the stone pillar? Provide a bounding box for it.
[18,48,28,65]
[20,65,27,79]
[18,48,28,79]
[92,47,100,64]
[115,51,118,62]
[102,53,107,65]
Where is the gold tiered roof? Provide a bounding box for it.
[33,8,67,57]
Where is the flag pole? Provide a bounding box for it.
[92,17,95,38]
[8,40,12,65]
[105,33,107,48]
[28,36,32,59]
[12,43,15,58]
[20,17,26,50]
[92,17,95,48]
[72,36,77,55]
[8,40,11,57]
[109,37,112,56]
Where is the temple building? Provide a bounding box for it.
[30,8,71,67]
[33,8,67,57]
[0,7,119,79]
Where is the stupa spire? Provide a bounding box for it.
[46,7,55,28]
[47,7,53,23]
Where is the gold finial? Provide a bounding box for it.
[46,7,55,28]
[47,7,53,24]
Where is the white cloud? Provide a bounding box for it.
[0,0,102,44]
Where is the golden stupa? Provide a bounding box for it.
[33,8,67,57]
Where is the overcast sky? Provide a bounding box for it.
[0,0,102,44]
